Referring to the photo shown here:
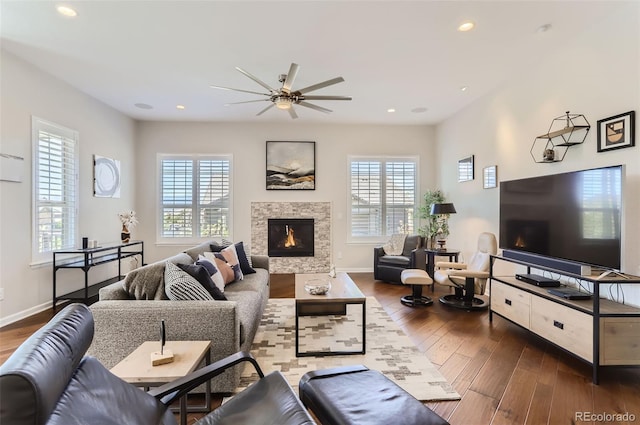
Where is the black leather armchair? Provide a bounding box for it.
[0,303,316,425]
[373,234,426,284]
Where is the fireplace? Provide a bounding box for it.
[268,218,314,257]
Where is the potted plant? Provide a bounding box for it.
[418,189,449,249]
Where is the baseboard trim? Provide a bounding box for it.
[0,301,53,328]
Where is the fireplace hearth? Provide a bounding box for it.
[268,218,314,257]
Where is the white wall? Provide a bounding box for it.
[134,121,436,270]
[435,4,640,306]
[0,51,136,324]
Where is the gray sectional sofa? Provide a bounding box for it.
[88,241,270,393]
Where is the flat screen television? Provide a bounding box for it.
[500,165,623,271]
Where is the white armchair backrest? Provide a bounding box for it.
[467,232,497,272]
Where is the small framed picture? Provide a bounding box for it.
[483,165,497,189]
[597,111,635,152]
[458,155,474,182]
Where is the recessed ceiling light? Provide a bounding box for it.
[460,86,468,92]
[458,21,475,32]
[536,24,552,33]
[387,108,396,113]
[176,105,186,110]
[134,103,153,110]
[411,107,428,113]
[56,5,77,17]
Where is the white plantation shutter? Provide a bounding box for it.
[32,118,79,262]
[349,156,417,239]
[581,168,621,239]
[159,155,231,241]
[385,161,416,235]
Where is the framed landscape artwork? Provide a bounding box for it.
[266,141,316,190]
[597,111,635,152]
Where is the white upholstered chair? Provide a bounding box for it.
[434,232,497,310]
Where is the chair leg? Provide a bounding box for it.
[439,278,489,310]
[401,285,433,307]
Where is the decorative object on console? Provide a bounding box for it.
[458,155,474,182]
[430,203,456,251]
[530,111,590,163]
[118,210,138,243]
[483,165,497,189]
[266,141,315,190]
[94,155,121,197]
[597,110,635,152]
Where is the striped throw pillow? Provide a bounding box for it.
[164,262,214,301]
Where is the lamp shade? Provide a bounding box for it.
[430,203,456,215]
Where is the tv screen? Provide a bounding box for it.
[500,165,623,270]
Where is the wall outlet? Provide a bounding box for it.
[0,288,4,301]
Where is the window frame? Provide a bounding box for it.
[31,117,79,264]
[347,155,419,244]
[157,153,233,245]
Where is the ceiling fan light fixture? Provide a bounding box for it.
[275,97,293,110]
[458,21,475,32]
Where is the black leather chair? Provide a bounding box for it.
[0,303,316,425]
[373,234,426,284]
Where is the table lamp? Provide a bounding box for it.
[430,203,456,250]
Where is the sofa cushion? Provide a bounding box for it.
[122,252,193,300]
[378,255,411,266]
[165,262,215,301]
[177,263,227,301]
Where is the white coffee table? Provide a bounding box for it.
[110,340,211,425]
[295,272,366,357]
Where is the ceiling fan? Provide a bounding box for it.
[210,63,352,119]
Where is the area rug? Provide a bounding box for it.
[235,297,460,401]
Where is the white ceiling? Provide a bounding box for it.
[0,1,621,125]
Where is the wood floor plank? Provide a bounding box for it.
[548,369,593,425]
[492,368,538,425]
[448,389,500,425]
[525,382,553,425]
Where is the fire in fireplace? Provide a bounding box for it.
[268,218,314,257]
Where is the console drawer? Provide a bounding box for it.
[531,296,593,362]
[600,318,640,366]
[491,281,531,329]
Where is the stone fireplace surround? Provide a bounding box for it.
[251,202,331,273]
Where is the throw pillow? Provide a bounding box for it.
[203,252,235,285]
[214,253,242,282]
[164,262,214,301]
[177,263,227,301]
[196,255,226,293]
[211,241,255,275]
[213,244,244,281]
[383,233,407,255]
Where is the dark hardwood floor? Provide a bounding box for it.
[2,272,639,425]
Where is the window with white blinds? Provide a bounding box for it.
[32,118,79,262]
[159,155,231,241]
[349,156,417,240]
[580,167,621,239]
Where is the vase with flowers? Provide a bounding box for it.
[118,210,138,243]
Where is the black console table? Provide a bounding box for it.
[52,240,144,309]
[489,254,640,384]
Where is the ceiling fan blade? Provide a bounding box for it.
[296,77,345,94]
[298,101,332,114]
[256,103,275,116]
[301,95,352,101]
[210,85,270,96]
[236,67,277,93]
[282,63,299,94]
[224,99,270,105]
[288,106,298,119]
